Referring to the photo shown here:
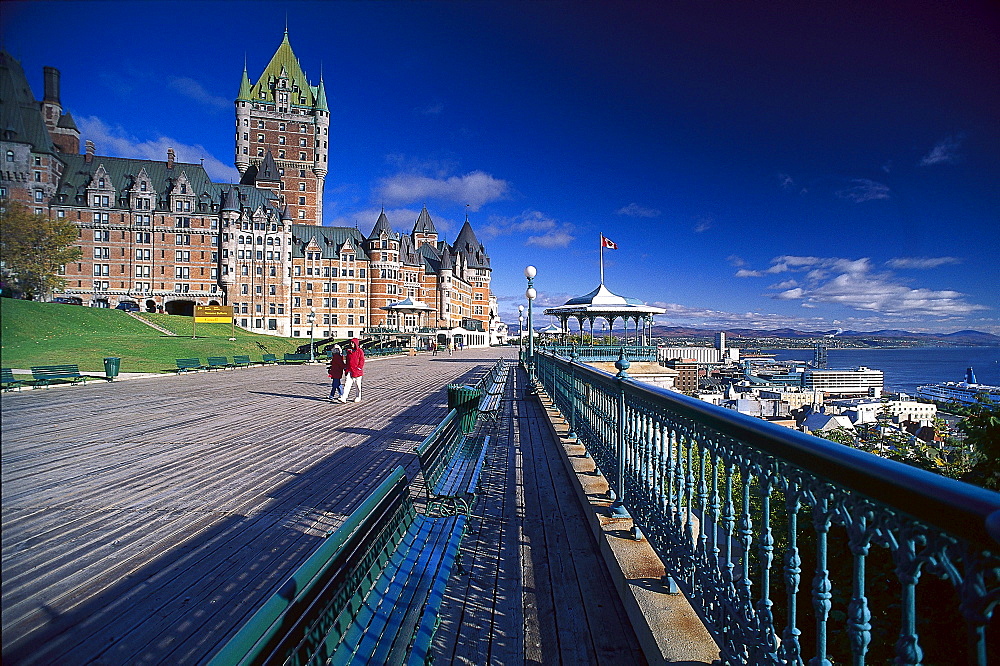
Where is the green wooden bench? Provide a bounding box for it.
[206,356,234,371]
[174,358,204,373]
[261,353,278,365]
[281,352,311,364]
[232,355,253,368]
[208,466,464,666]
[30,364,89,387]
[416,410,490,516]
[475,358,509,422]
[2,368,25,392]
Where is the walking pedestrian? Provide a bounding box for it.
[339,338,366,403]
[327,345,345,401]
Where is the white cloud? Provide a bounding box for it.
[734,268,763,278]
[778,173,795,189]
[167,77,230,112]
[377,170,509,211]
[835,178,891,203]
[735,254,986,318]
[615,203,661,218]
[920,135,963,166]
[76,115,239,182]
[886,256,962,269]
[693,215,713,233]
[482,210,575,248]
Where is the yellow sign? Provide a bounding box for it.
[194,305,234,324]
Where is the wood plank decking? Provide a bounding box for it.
[2,350,643,665]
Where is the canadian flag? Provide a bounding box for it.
[601,235,618,250]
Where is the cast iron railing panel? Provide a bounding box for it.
[532,349,1000,666]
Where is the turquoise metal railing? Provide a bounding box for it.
[533,349,1000,665]
[541,344,658,362]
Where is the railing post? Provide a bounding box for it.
[568,347,579,441]
[610,349,630,519]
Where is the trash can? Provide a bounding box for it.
[104,357,121,380]
[448,384,483,434]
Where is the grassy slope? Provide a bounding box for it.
[1,299,302,373]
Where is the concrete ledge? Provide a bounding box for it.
[533,391,720,666]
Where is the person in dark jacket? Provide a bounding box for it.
[338,338,366,403]
[327,346,345,401]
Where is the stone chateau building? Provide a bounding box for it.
[0,33,500,346]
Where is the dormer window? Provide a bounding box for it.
[181,184,187,194]
[140,182,147,192]
[99,178,105,188]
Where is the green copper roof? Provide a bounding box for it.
[314,78,329,112]
[0,50,57,155]
[290,225,368,260]
[249,32,317,108]
[237,67,253,101]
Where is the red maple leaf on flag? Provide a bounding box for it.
[601,235,618,249]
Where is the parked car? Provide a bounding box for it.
[52,297,82,305]
[115,301,140,312]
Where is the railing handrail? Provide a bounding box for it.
[543,350,1000,546]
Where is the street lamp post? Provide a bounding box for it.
[307,307,316,362]
[525,266,537,388]
[518,305,524,360]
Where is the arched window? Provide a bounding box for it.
[5,150,14,161]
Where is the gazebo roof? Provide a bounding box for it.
[380,296,434,312]
[543,283,665,318]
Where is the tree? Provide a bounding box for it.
[960,398,1000,490]
[0,201,82,300]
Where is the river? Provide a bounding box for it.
[760,347,1000,395]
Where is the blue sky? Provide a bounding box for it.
[4,1,998,333]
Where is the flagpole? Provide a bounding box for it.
[600,235,604,285]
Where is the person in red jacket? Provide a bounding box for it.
[338,338,365,403]
[326,346,345,401]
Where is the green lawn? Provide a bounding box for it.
[1,299,303,374]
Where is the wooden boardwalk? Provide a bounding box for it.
[2,350,642,665]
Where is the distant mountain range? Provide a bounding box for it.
[649,326,1000,345]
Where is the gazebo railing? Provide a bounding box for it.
[543,344,658,362]
[532,349,1000,665]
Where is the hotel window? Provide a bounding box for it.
[94,230,110,241]
[299,152,306,160]
[298,196,306,205]
[93,264,110,276]
[299,182,306,191]
[257,133,264,142]
[279,136,286,145]
[94,247,110,259]
[34,190,44,202]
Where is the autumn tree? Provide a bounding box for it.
[0,201,81,300]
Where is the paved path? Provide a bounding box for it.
[2,350,642,665]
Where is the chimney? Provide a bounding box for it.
[43,66,61,104]
[85,140,95,163]
[167,148,175,169]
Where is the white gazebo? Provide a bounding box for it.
[380,296,435,331]
[543,283,665,345]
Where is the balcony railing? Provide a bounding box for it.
[538,344,658,362]
[530,349,1000,665]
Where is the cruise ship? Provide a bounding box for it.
[916,368,1000,405]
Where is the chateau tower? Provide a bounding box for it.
[235,30,329,225]
[366,210,401,327]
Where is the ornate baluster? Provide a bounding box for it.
[721,459,736,577]
[846,508,872,666]
[778,491,803,665]
[697,441,710,559]
[684,431,696,551]
[739,463,754,603]
[893,530,924,665]
[755,471,778,662]
[811,493,833,666]
[672,428,684,536]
